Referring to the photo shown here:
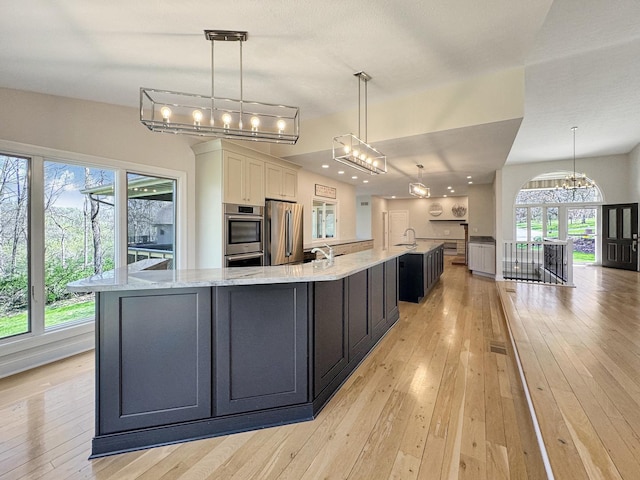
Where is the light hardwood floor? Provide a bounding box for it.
[0,260,546,479]
[498,265,640,480]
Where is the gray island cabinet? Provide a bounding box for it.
[68,247,423,457]
[398,243,444,303]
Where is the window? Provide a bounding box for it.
[514,172,602,264]
[567,207,597,263]
[0,149,183,348]
[126,173,175,268]
[312,199,336,240]
[0,155,29,340]
[43,161,115,330]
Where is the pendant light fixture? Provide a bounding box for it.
[559,126,595,190]
[409,164,430,198]
[332,72,387,175]
[140,30,299,144]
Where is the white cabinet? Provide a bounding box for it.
[468,243,496,275]
[223,152,264,206]
[265,162,297,201]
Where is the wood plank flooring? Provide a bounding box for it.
[498,265,640,480]
[0,259,546,479]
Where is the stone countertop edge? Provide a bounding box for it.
[468,236,496,244]
[67,242,444,293]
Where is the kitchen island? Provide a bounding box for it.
[69,246,443,457]
[398,242,445,303]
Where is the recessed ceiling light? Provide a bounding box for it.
[468,181,473,184]
[466,175,472,179]
[391,196,396,199]
[338,170,345,175]
[352,176,358,179]
[363,180,369,183]
[322,164,329,168]
[447,186,452,189]
[443,195,447,198]
[450,190,455,193]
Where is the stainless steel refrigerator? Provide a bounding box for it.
[264,200,304,265]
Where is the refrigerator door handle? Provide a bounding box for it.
[285,210,292,257]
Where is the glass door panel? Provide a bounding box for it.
[546,207,559,239]
[0,155,30,339]
[622,207,632,239]
[568,207,597,264]
[608,209,617,238]
[127,173,175,268]
[515,207,528,241]
[44,162,115,329]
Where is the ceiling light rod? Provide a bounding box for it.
[409,164,430,198]
[332,71,387,175]
[140,29,299,144]
[559,126,594,190]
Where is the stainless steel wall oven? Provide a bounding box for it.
[224,204,263,265]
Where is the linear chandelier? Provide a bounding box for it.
[332,72,387,175]
[559,126,595,190]
[409,164,430,198]
[140,30,299,144]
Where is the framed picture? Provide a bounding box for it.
[315,184,336,199]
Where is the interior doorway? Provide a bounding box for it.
[389,210,408,247]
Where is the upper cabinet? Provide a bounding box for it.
[192,140,300,267]
[223,152,264,206]
[265,162,298,201]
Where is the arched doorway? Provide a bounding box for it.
[514,171,602,264]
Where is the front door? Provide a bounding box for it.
[602,203,638,270]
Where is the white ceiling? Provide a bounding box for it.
[1,1,639,198]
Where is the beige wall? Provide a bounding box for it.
[630,143,640,202]
[386,197,469,240]
[468,183,495,237]
[271,68,525,158]
[0,88,197,169]
[371,196,389,249]
[297,169,357,246]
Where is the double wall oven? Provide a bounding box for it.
[224,204,264,267]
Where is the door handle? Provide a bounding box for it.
[285,210,292,257]
[633,240,637,252]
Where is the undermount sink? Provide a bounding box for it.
[312,259,333,269]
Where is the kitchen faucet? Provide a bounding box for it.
[403,227,417,247]
[311,244,334,265]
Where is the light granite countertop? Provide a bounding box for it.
[68,242,443,293]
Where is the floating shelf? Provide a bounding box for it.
[429,219,467,222]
